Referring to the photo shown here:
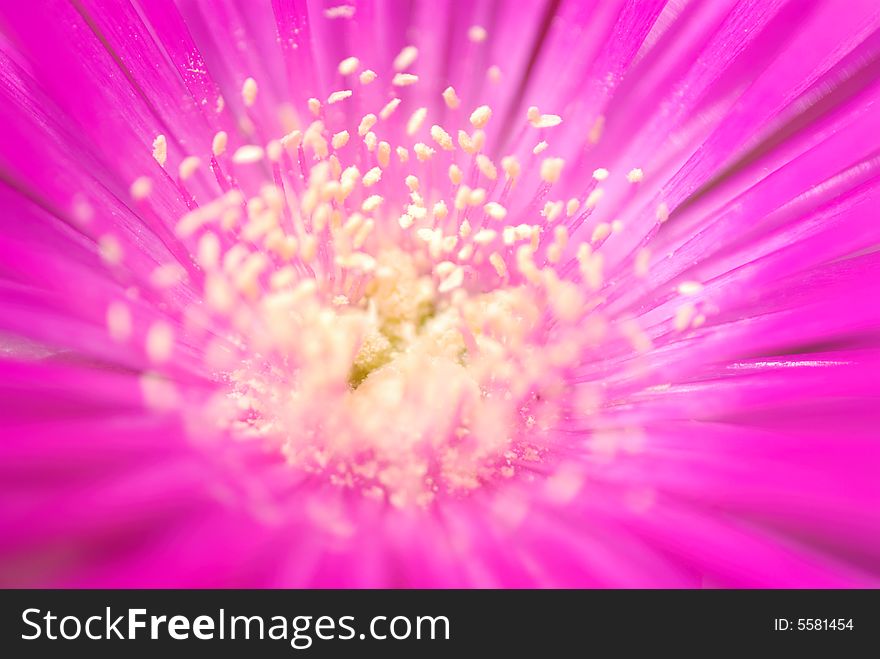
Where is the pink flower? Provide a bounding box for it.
[1,0,879,587]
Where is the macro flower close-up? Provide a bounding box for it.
[1,0,879,588]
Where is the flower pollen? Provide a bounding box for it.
[130,50,621,507]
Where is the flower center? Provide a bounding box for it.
[218,244,579,508]
[112,41,646,506]
[347,249,443,389]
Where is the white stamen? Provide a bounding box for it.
[106,302,132,342]
[473,229,497,245]
[448,164,463,185]
[468,188,486,206]
[535,114,562,128]
[379,98,401,120]
[407,107,428,136]
[442,86,461,109]
[393,46,419,71]
[324,5,355,19]
[468,25,488,43]
[580,249,604,290]
[540,157,564,184]
[430,124,455,150]
[434,261,456,278]
[392,73,419,87]
[413,143,435,161]
[674,303,696,331]
[300,235,317,263]
[197,233,221,270]
[327,89,352,104]
[98,235,123,265]
[484,202,507,220]
[553,225,568,251]
[267,140,283,162]
[585,188,604,208]
[178,156,201,180]
[358,113,377,137]
[543,200,563,221]
[469,105,492,129]
[232,145,265,164]
[151,264,186,289]
[588,115,605,144]
[362,166,383,187]
[677,281,704,296]
[130,176,152,200]
[146,321,174,363]
[438,266,465,293]
[281,130,302,151]
[502,226,516,246]
[476,154,497,180]
[457,131,473,153]
[71,195,94,226]
[212,131,228,157]
[527,107,562,129]
[634,248,651,278]
[502,156,521,180]
[241,77,258,106]
[338,56,360,76]
[332,130,350,149]
[627,168,644,183]
[361,195,384,212]
[489,252,507,278]
[656,202,670,223]
[591,222,611,243]
[152,134,167,167]
[378,141,391,168]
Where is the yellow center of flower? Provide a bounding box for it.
[103,36,682,506]
[215,244,584,508]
